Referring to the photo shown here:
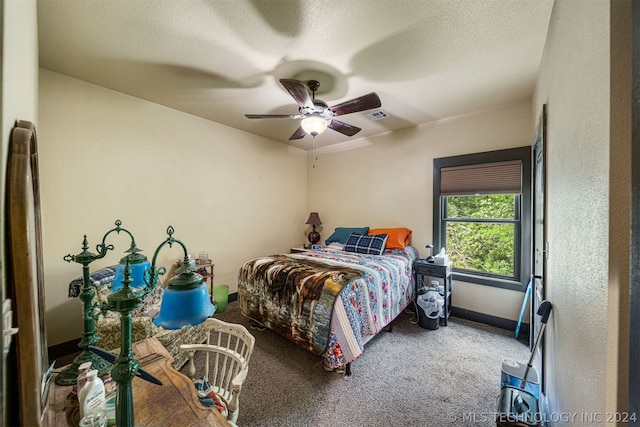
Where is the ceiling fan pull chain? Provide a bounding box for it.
[313,135,318,168]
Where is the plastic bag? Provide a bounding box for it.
[416,289,444,329]
[417,289,443,317]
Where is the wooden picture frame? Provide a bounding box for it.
[6,120,48,426]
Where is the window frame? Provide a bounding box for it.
[433,146,532,291]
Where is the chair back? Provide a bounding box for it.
[181,318,255,423]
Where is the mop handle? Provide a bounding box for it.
[520,300,553,389]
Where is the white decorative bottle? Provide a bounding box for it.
[78,369,105,420]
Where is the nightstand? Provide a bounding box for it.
[414,260,452,326]
[290,246,310,253]
[194,260,215,302]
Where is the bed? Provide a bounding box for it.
[238,227,417,372]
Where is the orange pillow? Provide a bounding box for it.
[368,228,412,250]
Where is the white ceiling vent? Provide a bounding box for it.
[367,110,389,121]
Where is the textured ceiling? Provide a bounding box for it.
[37,0,554,150]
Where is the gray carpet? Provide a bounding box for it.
[193,301,530,427]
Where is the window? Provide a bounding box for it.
[433,147,531,291]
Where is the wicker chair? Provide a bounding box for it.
[180,318,255,424]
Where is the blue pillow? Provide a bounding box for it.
[344,233,388,256]
[324,227,370,246]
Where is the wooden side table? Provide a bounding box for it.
[290,245,326,253]
[290,246,310,253]
[49,337,229,426]
[195,260,215,301]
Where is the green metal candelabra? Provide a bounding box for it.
[56,219,147,385]
[61,220,206,427]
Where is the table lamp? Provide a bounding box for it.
[305,212,322,245]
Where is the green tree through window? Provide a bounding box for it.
[445,195,517,276]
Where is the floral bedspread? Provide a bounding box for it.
[238,246,418,369]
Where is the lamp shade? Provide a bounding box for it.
[305,212,322,226]
[153,284,215,330]
[153,265,215,330]
[301,116,328,136]
[111,253,151,291]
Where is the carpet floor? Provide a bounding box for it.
[196,301,530,427]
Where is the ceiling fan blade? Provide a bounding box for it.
[245,114,304,119]
[289,126,307,140]
[330,93,381,116]
[328,119,361,137]
[280,79,314,110]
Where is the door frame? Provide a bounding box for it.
[629,1,640,421]
[531,104,547,394]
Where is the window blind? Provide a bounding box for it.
[440,160,522,196]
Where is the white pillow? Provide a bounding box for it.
[325,242,345,251]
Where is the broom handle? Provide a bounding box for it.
[519,300,553,389]
[520,323,546,388]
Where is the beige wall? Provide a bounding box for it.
[1,0,39,293]
[39,70,308,345]
[308,99,533,321]
[533,0,617,419]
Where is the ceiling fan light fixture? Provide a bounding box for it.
[301,116,329,136]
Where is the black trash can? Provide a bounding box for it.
[416,289,443,330]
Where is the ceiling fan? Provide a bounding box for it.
[245,79,382,140]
